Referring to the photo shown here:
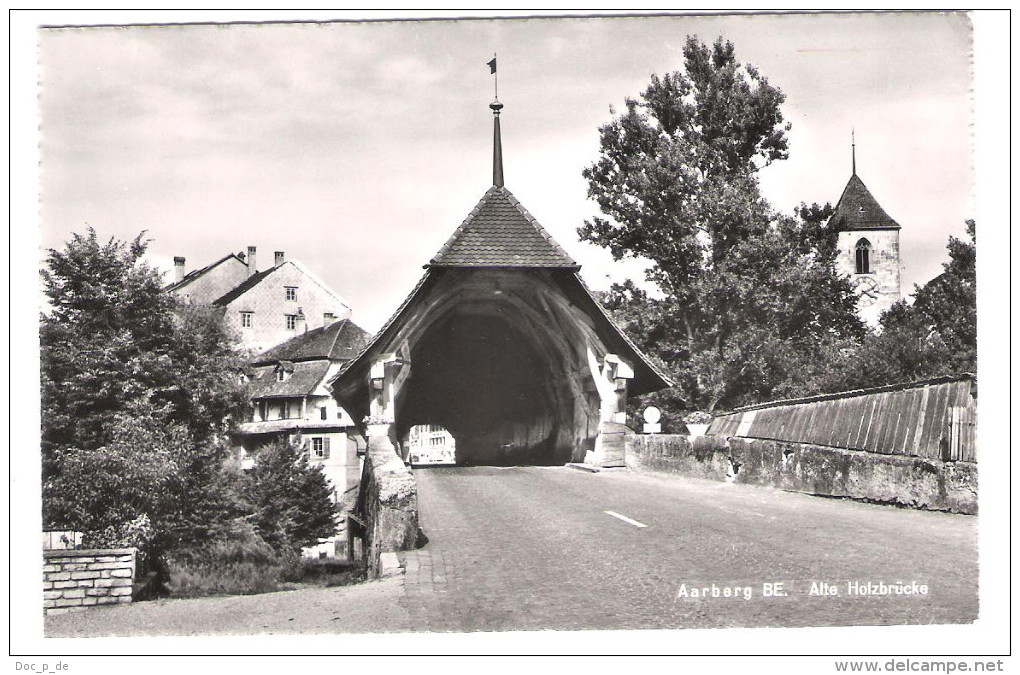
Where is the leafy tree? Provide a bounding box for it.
[40,229,248,463]
[582,37,863,415]
[40,229,250,557]
[244,440,339,554]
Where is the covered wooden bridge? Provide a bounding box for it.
[329,100,669,467]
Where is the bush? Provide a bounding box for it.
[284,557,367,587]
[81,513,155,575]
[164,520,297,598]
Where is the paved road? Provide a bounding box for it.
[398,466,977,632]
[45,466,978,637]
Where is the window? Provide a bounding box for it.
[286,314,298,330]
[855,238,872,275]
[285,287,297,301]
[240,311,253,328]
[311,437,330,459]
[320,407,328,421]
[282,400,293,418]
[323,312,334,324]
[276,369,286,382]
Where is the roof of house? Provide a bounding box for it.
[248,361,332,398]
[827,173,900,231]
[163,253,246,293]
[252,319,371,365]
[211,259,352,310]
[427,186,580,269]
[211,267,277,306]
[235,419,350,435]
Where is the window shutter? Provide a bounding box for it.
[323,437,331,459]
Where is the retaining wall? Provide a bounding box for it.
[356,429,419,576]
[626,435,977,514]
[43,548,136,615]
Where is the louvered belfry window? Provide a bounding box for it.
[855,238,872,275]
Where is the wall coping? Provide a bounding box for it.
[43,547,136,558]
[717,373,976,416]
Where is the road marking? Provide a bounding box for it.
[604,510,648,528]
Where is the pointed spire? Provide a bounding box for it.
[851,127,856,176]
[490,99,504,187]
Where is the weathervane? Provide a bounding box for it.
[487,53,498,100]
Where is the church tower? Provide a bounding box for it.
[829,135,902,327]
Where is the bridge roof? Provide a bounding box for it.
[427,186,580,269]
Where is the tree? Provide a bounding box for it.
[244,440,339,554]
[40,228,250,556]
[581,37,863,416]
[40,229,249,462]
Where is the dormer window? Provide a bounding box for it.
[855,238,872,275]
[275,361,295,382]
[285,287,297,301]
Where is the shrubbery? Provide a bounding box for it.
[164,520,296,598]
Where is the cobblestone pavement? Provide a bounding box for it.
[397,466,978,632]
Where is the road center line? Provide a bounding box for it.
[604,510,648,528]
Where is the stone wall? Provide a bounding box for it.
[356,428,419,576]
[626,434,977,514]
[43,548,136,615]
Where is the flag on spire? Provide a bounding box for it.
[487,56,497,74]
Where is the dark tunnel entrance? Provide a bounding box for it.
[396,310,575,466]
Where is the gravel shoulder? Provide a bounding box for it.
[44,576,411,637]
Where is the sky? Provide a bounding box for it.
[35,11,976,333]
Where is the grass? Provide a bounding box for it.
[163,529,367,599]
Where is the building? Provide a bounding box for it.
[234,318,371,499]
[407,424,456,466]
[165,252,249,306]
[329,98,670,468]
[828,139,903,327]
[166,246,353,352]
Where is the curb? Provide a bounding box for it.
[379,551,403,578]
[567,463,600,473]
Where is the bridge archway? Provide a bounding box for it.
[391,271,600,465]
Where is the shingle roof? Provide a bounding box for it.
[248,361,331,398]
[828,173,900,231]
[428,186,580,269]
[211,267,278,307]
[251,319,371,365]
[163,253,246,293]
